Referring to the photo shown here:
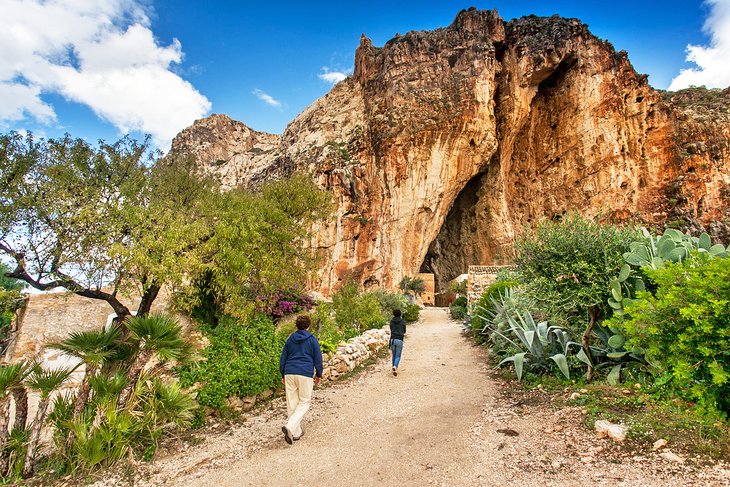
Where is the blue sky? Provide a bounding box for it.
[2,0,729,150]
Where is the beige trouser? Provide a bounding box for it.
[284,374,313,437]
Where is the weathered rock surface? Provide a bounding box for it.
[170,8,730,293]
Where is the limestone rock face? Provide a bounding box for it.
[170,8,730,292]
[170,114,280,191]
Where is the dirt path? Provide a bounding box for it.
[102,308,729,487]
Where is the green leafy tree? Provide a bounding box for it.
[1,132,331,327]
[612,256,730,416]
[180,174,332,319]
[514,214,639,380]
[398,276,425,299]
[0,132,192,324]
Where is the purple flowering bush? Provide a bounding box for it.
[256,289,315,319]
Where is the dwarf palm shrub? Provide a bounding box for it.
[49,328,121,417]
[23,365,72,476]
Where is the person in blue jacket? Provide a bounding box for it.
[279,314,323,444]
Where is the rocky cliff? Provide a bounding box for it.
[169,8,730,293]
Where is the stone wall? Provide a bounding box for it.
[321,326,390,381]
[467,265,514,304]
[4,290,192,366]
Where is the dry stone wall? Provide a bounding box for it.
[321,326,390,381]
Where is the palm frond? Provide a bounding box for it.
[126,314,189,362]
[48,328,122,369]
[25,365,73,398]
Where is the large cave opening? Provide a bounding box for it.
[419,171,487,291]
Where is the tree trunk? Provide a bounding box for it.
[581,307,599,382]
[116,351,150,410]
[73,372,92,418]
[12,387,28,430]
[0,397,11,474]
[136,284,161,317]
[22,398,50,478]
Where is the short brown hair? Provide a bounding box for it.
[295,315,311,330]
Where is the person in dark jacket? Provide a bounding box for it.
[389,309,406,376]
[279,315,323,444]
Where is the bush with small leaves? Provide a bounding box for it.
[178,315,284,410]
[610,256,730,417]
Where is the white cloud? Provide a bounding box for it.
[318,67,349,84]
[0,82,55,122]
[0,0,211,147]
[252,88,282,108]
[669,0,730,90]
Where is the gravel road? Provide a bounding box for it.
[91,308,729,487]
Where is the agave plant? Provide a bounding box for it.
[49,328,122,417]
[116,314,190,409]
[23,364,72,476]
[490,311,572,381]
[471,288,534,354]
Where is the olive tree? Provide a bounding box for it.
[0,131,332,326]
[0,132,213,325]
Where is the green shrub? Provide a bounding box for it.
[448,279,467,296]
[613,256,730,416]
[403,303,420,322]
[483,279,521,304]
[449,304,467,320]
[515,214,639,334]
[515,214,640,380]
[310,303,343,348]
[453,296,467,307]
[48,374,195,475]
[331,283,386,337]
[319,340,337,354]
[177,315,284,410]
[369,289,409,314]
